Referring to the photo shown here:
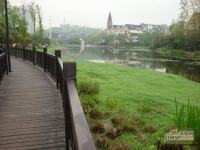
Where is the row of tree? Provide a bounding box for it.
[138,0,200,51]
[0,0,50,47]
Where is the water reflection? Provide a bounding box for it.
[61,46,200,83]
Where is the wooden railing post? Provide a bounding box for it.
[63,61,77,86]
[55,50,61,89]
[23,46,25,61]
[55,50,61,58]
[15,46,17,58]
[63,61,76,149]
[43,48,47,72]
[33,47,36,65]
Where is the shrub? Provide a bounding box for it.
[81,95,96,107]
[81,102,91,114]
[193,51,200,58]
[80,94,99,107]
[78,79,100,95]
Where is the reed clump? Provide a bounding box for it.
[174,99,200,144]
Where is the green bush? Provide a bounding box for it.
[80,94,99,107]
[193,51,200,59]
[78,79,100,95]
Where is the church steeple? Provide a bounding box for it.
[107,12,113,29]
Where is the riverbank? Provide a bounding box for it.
[157,47,200,60]
[62,56,200,149]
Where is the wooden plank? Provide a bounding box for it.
[0,57,66,149]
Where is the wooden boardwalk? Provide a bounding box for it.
[0,57,66,150]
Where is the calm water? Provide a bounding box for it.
[61,46,200,83]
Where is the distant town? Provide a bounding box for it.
[47,12,169,46]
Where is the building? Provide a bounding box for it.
[188,12,200,30]
[107,12,113,29]
[103,12,169,43]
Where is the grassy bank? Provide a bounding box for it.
[62,56,200,149]
[115,45,148,50]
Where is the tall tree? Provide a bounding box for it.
[36,4,44,44]
[179,0,190,23]
[29,2,37,37]
[0,0,5,45]
[21,3,27,37]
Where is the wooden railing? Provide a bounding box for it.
[9,47,96,150]
[0,48,8,83]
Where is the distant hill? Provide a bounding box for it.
[45,24,102,38]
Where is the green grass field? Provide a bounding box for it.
[62,56,200,149]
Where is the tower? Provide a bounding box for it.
[107,12,113,29]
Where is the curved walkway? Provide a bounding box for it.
[0,57,65,150]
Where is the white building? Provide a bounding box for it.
[103,12,169,43]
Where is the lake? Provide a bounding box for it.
[61,46,200,83]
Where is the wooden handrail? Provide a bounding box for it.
[67,79,96,150]
[56,59,96,150]
[8,47,96,150]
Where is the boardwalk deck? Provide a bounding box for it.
[0,57,66,150]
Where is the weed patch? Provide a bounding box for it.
[89,107,103,119]
[96,136,110,149]
[78,79,99,95]
[106,98,118,108]
[138,134,147,143]
[92,122,105,133]
[113,145,132,150]
[111,116,124,125]
[138,100,152,113]
[106,127,123,139]
[143,124,158,133]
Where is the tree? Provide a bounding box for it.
[116,34,128,44]
[178,0,200,51]
[0,0,5,45]
[104,34,115,45]
[0,0,5,17]
[86,34,99,45]
[21,3,27,37]
[179,0,200,30]
[36,4,44,45]
[29,2,37,37]
[149,32,165,50]
[68,36,80,45]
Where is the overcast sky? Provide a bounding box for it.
[9,0,180,29]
